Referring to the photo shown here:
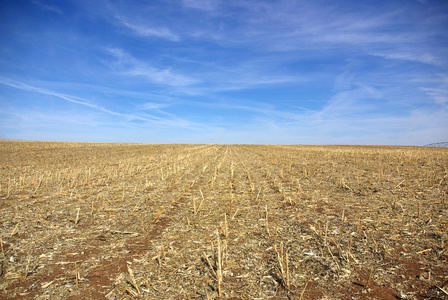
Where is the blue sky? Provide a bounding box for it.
[1,0,447,145]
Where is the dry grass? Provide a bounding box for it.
[0,141,447,299]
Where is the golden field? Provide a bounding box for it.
[0,141,447,299]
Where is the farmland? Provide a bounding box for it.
[0,141,447,299]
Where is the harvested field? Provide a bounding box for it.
[1,140,447,299]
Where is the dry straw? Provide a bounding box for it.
[0,237,5,257]
[74,262,79,288]
[127,266,140,294]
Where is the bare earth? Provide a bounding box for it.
[0,141,447,299]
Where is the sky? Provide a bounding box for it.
[0,0,447,145]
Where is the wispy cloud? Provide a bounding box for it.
[105,48,198,87]
[421,87,448,105]
[139,102,171,110]
[32,0,63,15]
[99,1,182,41]
[114,14,180,41]
[0,77,116,114]
[183,0,219,11]
[0,77,195,128]
[102,46,304,96]
[192,1,447,68]
[370,51,442,66]
[317,86,382,120]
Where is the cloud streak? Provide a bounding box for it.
[0,77,112,112]
[105,48,198,87]
[113,14,180,41]
[32,0,63,15]
[0,77,195,128]
[183,0,219,11]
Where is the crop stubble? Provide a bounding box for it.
[0,141,447,299]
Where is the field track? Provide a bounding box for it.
[1,141,447,299]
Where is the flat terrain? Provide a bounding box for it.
[0,141,447,299]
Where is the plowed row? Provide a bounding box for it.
[1,141,447,299]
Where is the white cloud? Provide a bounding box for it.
[183,0,219,11]
[139,102,171,110]
[191,1,446,70]
[125,66,197,87]
[112,12,180,41]
[0,77,196,128]
[0,77,114,114]
[371,51,443,66]
[421,87,448,105]
[32,0,63,15]
[119,19,179,41]
[105,48,198,87]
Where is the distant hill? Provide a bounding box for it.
[424,142,448,147]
